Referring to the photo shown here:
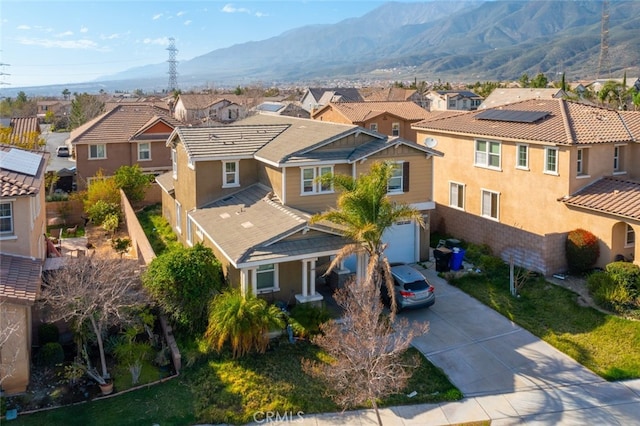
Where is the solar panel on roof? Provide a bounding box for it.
[0,149,42,176]
[258,103,283,112]
[476,109,550,123]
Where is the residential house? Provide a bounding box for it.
[36,100,71,123]
[69,103,182,189]
[413,99,640,275]
[172,93,248,125]
[0,146,48,394]
[426,90,483,112]
[255,102,310,119]
[0,117,42,150]
[300,88,364,113]
[478,88,566,110]
[156,115,441,304]
[364,87,423,103]
[311,101,432,143]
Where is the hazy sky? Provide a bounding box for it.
[1,0,419,88]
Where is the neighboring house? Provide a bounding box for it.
[36,100,71,122]
[172,93,248,125]
[156,115,442,304]
[300,88,364,113]
[255,102,310,119]
[426,90,483,111]
[0,117,42,150]
[69,103,182,189]
[413,99,640,275]
[311,101,432,143]
[364,87,423,103]
[0,146,48,394]
[478,88,566,109]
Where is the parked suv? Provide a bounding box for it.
[381,264,435,311]
[56,145,70,157]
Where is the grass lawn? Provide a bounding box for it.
[10,342,461,426]
[135,203,181,255]
[451,273,640,381]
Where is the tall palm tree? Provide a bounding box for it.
[311,161,424,314]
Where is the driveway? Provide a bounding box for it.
[41,124,73,172]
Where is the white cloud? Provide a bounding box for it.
[57,31,74,37]
[152,13,163,20]
[80,26,88,33]
[142,37,170,46]
[17,25,31,30]
[17,37,106,51]
[177,11,186,17]
[184,20,192,26]
[101,33,124,40]
[222,4,251,14]
[255,12,268,18]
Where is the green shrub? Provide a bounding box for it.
[37,342,65,367]
[38,323,60,345]
[478,254,508,275]
[288,303,332,338]
[86,200,120,225]
[587,271,634,312]
[464,243,492,266]
[566,228,600,273]
[605,262,640,294]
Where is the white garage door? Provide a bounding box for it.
[383,220,417,264]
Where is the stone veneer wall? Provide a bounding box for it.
[432,205,568,276]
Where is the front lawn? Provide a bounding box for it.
[450,273,640,381]
[9,342,461,425]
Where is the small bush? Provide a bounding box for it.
[464,243,492,266]
[478,254,507,275]
[38,323,60,345]
[288,304,332,338]
[566,228,600,273]
[587,271,634,312]
[37,342,65,367]
[86,200,120,225]
[605,262,640,294]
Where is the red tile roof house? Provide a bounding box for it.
[172,93,248,125]
[413,99,640,275]
[0,146,49,394]
[69,103,183,189]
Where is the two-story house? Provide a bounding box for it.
[70,103,182,189]
[311,101,432,143]
[426,90,483,112]
[172,93,248,125]
[478,88,567,110]
[156,115,441,304]
[300,88,364,113]
[0,146,48,394]
[413,99,640,275]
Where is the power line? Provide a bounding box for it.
[167,37,178,92]
[597,0,611,79]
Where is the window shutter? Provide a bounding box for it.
[402,162,410,192]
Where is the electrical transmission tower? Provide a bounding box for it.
[167,37,178,92]
[597,0,611,79]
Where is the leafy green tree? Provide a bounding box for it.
[598,80,625,109]
[204,288,285,358]
[530,73,548,88]
[62,89,71,100]
[310,161,424,315]
[114,165,152,203]
[143,243,223,334]
[70,93,104,129]
[519,73,530,88]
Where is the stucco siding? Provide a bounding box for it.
[284,163,351,212]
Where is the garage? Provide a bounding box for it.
[383,220,417,264]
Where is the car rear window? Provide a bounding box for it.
[403,280,429,291]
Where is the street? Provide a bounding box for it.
[41,124,74,172]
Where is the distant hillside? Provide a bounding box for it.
[6,1,640,96]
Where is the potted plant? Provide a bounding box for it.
[82,345,113,395]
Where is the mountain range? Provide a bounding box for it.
[8,1,640,96]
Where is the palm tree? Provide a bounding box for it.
[310,161,424,314]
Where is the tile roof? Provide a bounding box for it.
[561,177,640,221]
[191,184,345,265]
[70,104,182,145]
[177,94,230,110]
[0,253,42,304]
[313,101,431,122]
[479,88,565,109]
[414,99,639,145]
[620,111,640,140]
[364,87,418,102]
[154,171,174,194]
[0,145,48,197]
[9,117,40,135]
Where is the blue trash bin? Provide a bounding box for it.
[450,247,465,271]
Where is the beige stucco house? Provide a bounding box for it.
[156,114,442,304]
[426,90,483,112]
[413,99,639,275]
[0,145,48,394]
[172,93,248,125]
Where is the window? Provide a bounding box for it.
[223,161,239,188]
[626,225,635,247]
[138,143,151,161]
[449,182,465,209]
[475,140,501,169]
[0,202,13,235]
[301,166,333,194]
[516,144,528,169]
[387,162,409,194]
[481,189,499,220]
[576,148,589,176]
[614,145,625,173]
[369,123,378,132]
[88,144,106,159]
[256,264,278,291]
[175,200,181,234]
[448,99,456,108]
[391,123,400,137]
[544,147,558,174]
[172,149,177,179]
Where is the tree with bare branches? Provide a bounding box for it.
[303,278,428,426]
[39,256,148,384]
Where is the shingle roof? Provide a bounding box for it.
[308,88,364,103]
[0,145,48,197]
[561,177,640,221]
[313,101,431,122]
[70,104,181,145]
[190,184,345,265]
[364,87,418,102]
[414,99,639,145]
[154,171,174,194]
[479,88,565,109]
[0,253,42,304]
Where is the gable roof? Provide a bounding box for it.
[561,177,640,221]
[312,101,431,123]
[190,183,346,266]
[0,145,48,197]
[430,90,482,99]
[306,88,364,104]
[479,88,566,110]
[365,87,418,102]
[414,99,639,145]
[0,253,42,304]
[70,104,181,145]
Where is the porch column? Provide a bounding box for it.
[251,268,258,296]
[240,269,249,297]
[310,258,317,296]
[301,260,308,297]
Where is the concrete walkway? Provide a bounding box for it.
[273,263,640,425]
